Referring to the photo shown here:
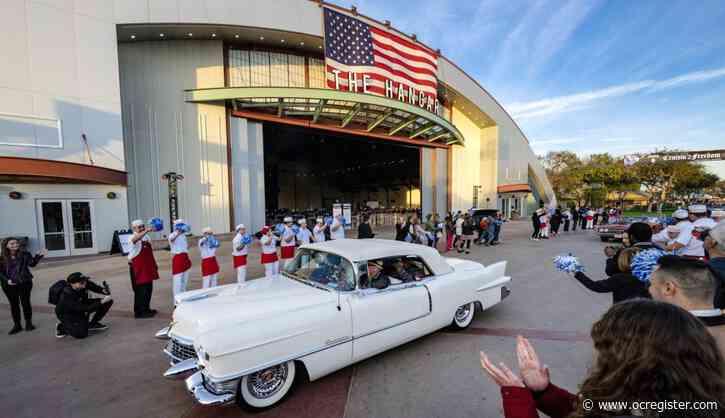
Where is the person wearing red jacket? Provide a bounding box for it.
[128,219,159,318]
[480,299,724,418]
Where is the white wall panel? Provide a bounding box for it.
[75,13,120,102]
[119,40,230,235]
[113,0,148,23]
[230,118,266,232]
[0,0,31,89]
[74,0,114,20]
[148,0,179,22]
[178,0,208,23]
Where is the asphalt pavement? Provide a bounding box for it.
[0,221,614,418]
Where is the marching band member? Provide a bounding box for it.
[712,209,725,224]
[330,214,345,240]
[280,216,297,267]
[297,219,313,245]
[313,218,327,242]
[128,220,158,318]
[232,224,249,284]
[199,227,220,288]
[169,219,191,302]
[260,226,279,279]
[683,204,716,258]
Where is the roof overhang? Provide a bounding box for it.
[0,156,127,186]
[497,183,532,194]
[185,87,464,147]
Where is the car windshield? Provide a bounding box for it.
[282,249,356,291]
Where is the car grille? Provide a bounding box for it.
[167,338,196,363]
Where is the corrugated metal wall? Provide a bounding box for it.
[118,40,230,235]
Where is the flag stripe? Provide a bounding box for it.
[371,38,438,72]
[373,50,438,80]
[369,26,438,63]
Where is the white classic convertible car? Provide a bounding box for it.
[156,239,510,411]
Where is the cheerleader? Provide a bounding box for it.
[296,219,313,245]
[280,216,297,267]
[199,227,220,288]
[232,224,250,284]
[313,218,327,242]
[585,210,594,230]
[169,219,192,301]
[260,226,279,279]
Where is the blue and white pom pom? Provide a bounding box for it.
[631,248,667,282]
[553,254,585,274]
[292,225,300,235]
[148,217,164,232]
[275,223,286,236]
[207,236,221,249]
[242,234,253,245]
[324,216,333,226]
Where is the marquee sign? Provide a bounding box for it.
[323,7,442,116]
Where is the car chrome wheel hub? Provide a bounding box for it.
[247,363,289,399]
[455,304,471,322]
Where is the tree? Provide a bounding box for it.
[542,151,586,206]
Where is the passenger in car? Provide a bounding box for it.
[360,262,391,289]
[391,259,417,283]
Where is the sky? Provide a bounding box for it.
[327,0,725,177]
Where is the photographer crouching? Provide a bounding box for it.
[52,272,113,339]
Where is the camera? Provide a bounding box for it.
[693,227,710,241]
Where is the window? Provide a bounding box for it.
[359,256,433,289]
[288,54,305,87]
[308,57,326,88]
[228,49,251,87]
[283,249,355,291]
[269,52,289,87]
[250,51,271,86]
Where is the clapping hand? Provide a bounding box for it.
[516,336,549,391]
[479,352,525,388]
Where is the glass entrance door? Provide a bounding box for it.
[36,200,97,257]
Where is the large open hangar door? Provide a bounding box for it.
[263,123,421,217]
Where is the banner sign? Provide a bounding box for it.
[624,149,725,166]
[323,7,441,116]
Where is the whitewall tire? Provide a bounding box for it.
[450,302,476,330]
[238,361,296,410]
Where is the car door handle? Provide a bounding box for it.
[325,336,349,345]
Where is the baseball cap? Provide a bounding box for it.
[66,272,89,283]
[688,204,707,214]
[672,209,689,220]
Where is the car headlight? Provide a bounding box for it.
[202,369,239,395]
[600,228,608,232]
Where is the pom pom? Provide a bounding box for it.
[324,216,333,225]
[206,236,221,249]
[292,225,300,235]
[275,224,286,235]
[175,223,190,233]
[242,234,253,245]
[553,254,584,274]
[149,217,164,232]
[631,248,667,282]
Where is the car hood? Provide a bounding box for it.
[170,276,336,341]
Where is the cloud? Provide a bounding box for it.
[506,66,725,120]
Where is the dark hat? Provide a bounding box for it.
[66,272,89,284]
[626,222,653,244]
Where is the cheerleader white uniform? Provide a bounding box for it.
[260,235,279,279]
[232,233,249,284]
[585,211,594,230]
[280,226,296,263]
[199,237,220,288]
[313,225,326,242]
[169,231,192,301]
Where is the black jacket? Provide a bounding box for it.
[358,222,375,239]
[0,251,43,285]
[55,280,107,324]
[573,271,651,304]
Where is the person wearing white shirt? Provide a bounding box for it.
[169,219,192,302]
[199,227,220,288]
[330,214,345,240]
[683,205,717,258]
[585,210,594,230]
[280,216,297,267]
[666,209,694,256]
[296,219,313,245]
[260,226,279,279]
[232,224,249,284]
[313,218,327,243]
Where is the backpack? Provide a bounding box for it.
[48,280,69,305]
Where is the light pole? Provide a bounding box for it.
[162,172,184,233]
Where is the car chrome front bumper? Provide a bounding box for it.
[501,286,511,300]
[155,326,171,339]
[185,371,235,406]
[164,358,199,378]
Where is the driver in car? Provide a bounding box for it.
[362,262,392,289]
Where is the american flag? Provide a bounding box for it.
[323,8,438,103]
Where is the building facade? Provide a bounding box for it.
[0,0,555,256]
